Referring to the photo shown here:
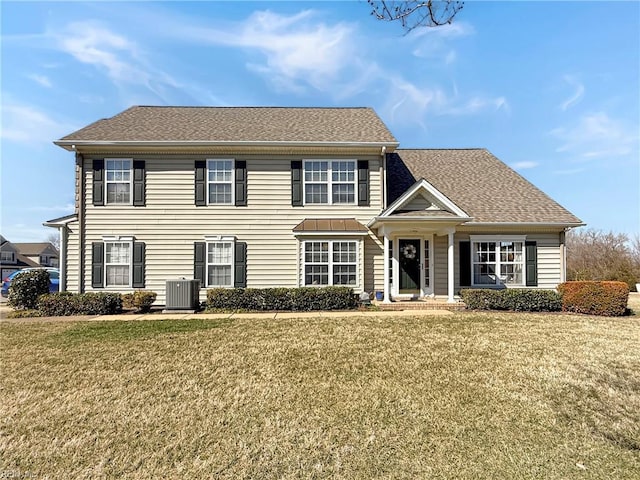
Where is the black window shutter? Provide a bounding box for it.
[235,160,247,206]
[525,241,538,286]
[93,159,104,206]
[234,242,247,288]
[195,161,206,206]
[91,242,104,288]
[291,160,302,206]
[132,242,145,288]
[133,160,145,206]
[459,241,471,287]
[358,160,369,206]
[194,242,206,286]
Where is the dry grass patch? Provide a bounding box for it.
[1,313,639,479]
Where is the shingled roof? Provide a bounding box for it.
[56,106,398,145]
[387,149,582,224]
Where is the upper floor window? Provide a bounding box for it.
[304,160,356,205]
[208,159,234,205]
[1,251,15,263]
[105,159,132,204]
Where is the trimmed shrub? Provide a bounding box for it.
[8,270,51,310]
[460,288,562,312]
[557,281,629,317]
[122,290,157,313]
[38,292,123,316]
[206,286,357,311]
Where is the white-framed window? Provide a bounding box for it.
[206,238,234,287]
[105,241,132,287]
[105,159,132,204]
[471,236,525,286]
[1,251,15,263]
[303,160,356,205]
[207,159,234,205]
[303,240,358,286]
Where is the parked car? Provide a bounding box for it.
[1,268,59,297]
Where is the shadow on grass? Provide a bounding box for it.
[52,318,233,344]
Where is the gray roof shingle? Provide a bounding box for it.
[387,149,582,224]
[57,106,398,144]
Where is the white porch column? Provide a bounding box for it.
[447,230,455,303]
[383,234,391,303]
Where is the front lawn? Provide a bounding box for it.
[1,313,639,479]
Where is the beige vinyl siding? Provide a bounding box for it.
[433,235,449,296]
[534,233,563,288]
[65,223,80,293]
[80,154,382,303]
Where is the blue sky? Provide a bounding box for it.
[1,1,639,242]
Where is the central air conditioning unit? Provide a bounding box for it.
[165,279,201,311]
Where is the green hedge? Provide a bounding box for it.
[206,287,358,311]
[460,288,562,312]
[38,292,123,316]
[7,270,51,310]
[557,281,629,316]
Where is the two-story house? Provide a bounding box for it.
[45,106,583,305]
[0,235,40,280]
[12,243,59,268]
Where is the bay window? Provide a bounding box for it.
[303,240,358,286]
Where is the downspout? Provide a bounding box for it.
[75,148,85,293]
[380,146,387,209]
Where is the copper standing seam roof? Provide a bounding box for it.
[386,149,583,225]
[293,219,369,233]
[56,106,398,145]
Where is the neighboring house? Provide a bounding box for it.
[46,106,583,304]
[13,243,59,268]
[1,235,40,280]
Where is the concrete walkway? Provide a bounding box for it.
[0,303,454,323]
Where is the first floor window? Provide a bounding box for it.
[105,159,132,204]
[208,241,233,286]
[304,240,357,286]
[105,242,131,286]
[472,240,524,286]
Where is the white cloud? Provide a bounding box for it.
[1,103,76,145]
[550,112,639,159]
[384,77,508,126]
[27,74,52,88]
[411,21,474,64]
[175,10,357,93]
[560,75,585,111]
[511,161,539,170]
[49,21,186,104]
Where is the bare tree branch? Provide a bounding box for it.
[368,1,464,32]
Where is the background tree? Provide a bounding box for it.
[368,1,464,32]
[566,229,640,291]
[46,233,60,251]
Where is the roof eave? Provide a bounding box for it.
[368,216,473,229]
[465,221,586,228]
[54,140,400,152]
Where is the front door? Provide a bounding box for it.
[399,239,421,294]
